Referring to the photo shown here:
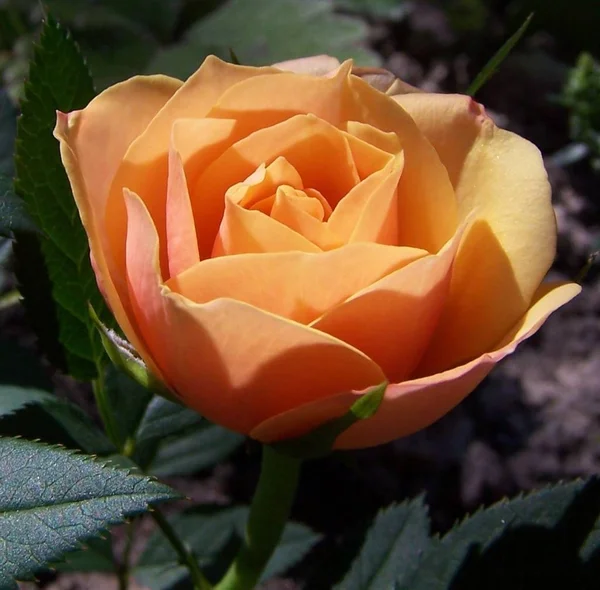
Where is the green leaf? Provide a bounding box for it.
[13,17,110,380]
[0,384,51,417]
[335,0,410,19]
[53,536,115,573]
[467,13,534,97]
[400,477,600,589]
[0,175,37,237]
[134,506,320,587]
[0,385,115,453]
[272,381,387,460]
[135,507,241,589]
[136,397,203,447]
[147,0,379,79]
[0,437,180,587]
[150,423,244,477]
[336,497,431,589]
[260,520,321,582]
[104,367,153,449]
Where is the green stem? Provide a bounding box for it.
[92,369,121,450]
[118,520,136,590]
[215,446,302,590]
[151,509,212,590]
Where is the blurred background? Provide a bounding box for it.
[1,0,599,588]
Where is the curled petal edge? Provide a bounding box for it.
[251,281,581,449]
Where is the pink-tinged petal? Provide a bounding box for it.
[106,116,239,281]
[312,226,463,381]
[166,146,199,277]
[192,114,360,258]
[273,55,342,76]
[123,190,385,434]
[54,75,181,222]
[166,295,386,434]
[347,76,458,253]
[252,282,580,448]
[168,243,427,325]
[212,194,321,257]
[107,54,279,280]
[393,94,557,372]
[328,155,403,245]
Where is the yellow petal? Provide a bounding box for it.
[123,189,385,434]
[252,282,579,448]
[168,243,426,325]
[394,94,558,373]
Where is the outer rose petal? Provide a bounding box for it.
[123,189,385,435]
[53,75,180,377]
[392,94,557,373]
[251,282,580,448]
[311,224,464,381]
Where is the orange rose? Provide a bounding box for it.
[54,55,579,449]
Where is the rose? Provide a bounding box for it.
[54,55,579,449]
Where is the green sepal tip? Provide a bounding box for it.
[271,381,387,460]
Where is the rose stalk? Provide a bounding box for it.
[55,55,579,588]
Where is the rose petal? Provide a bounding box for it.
[328,155,403,245]
[347,76,458,253]
[169,242,427,325]
[53,75,180,375]
[209,60,355,130]
[166,146,199,277]
[192,114,360,257]
[269,186,342,250]
[312,226,463,381]
[213,193,321,256]
[251,282,580,448]
[105,56,278,278]
[123,190,385,434]
[393,94,557,373]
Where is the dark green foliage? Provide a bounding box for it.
[13,18,110,379]
[148,0,378,80]
[0,437,180,587]
[149,422,244,478]
[336,497,432,589]
[399,477,600,589]
[560,53,600,170]
[134,506,320,588]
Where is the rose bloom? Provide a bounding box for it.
[55,55,579,449]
